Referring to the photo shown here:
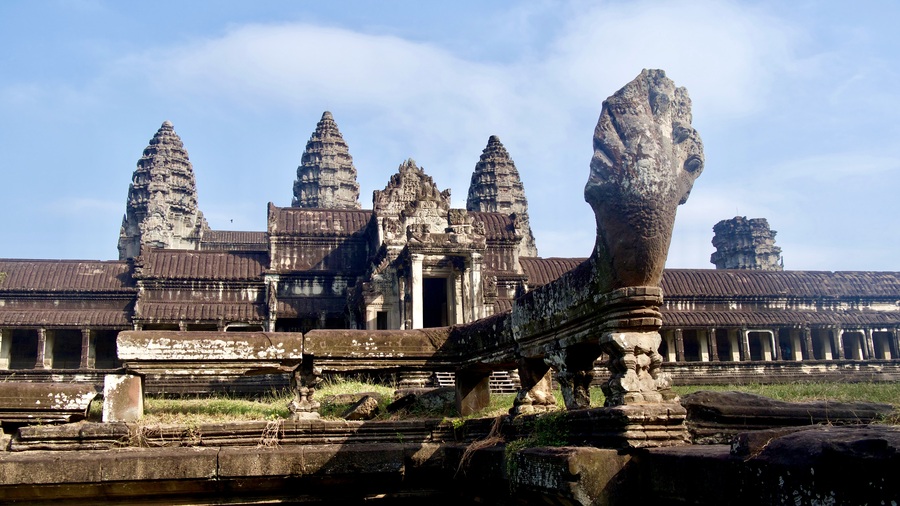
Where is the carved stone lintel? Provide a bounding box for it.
[600,331,676,406]
[510,357,557,416]
[288,359,323,420]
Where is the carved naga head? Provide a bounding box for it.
[585,69,704,290]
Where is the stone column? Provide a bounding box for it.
[708,328,719,362]
[460,259,472,322]
[728,330,741,361]
[411,254,424,329]
[740,328,751,361]
[891,327,900,358]
[698,331,709,362]
[0,329,10,369]
[80,328,95,369]
[469,252,483,320]
[674,329,685,362]
[791,331,804,362]
[35,328,49,369]
[453,270,465,324]
[865,328,876,360]
[663,332,676,362]
[770,331,779,361]
[834,327,845,360]
[803,327,814,360]
[760,332,773,361]
[365,308,377,331]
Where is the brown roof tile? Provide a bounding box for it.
[138,250,267,281]
[0,309,131,327]
[137,302,265,322]
[201,230,267,251]
[0,260,135,292]
[519,257,588,288]
[661,270,900,299]
[269,207,371,237]
[469,212,518,241]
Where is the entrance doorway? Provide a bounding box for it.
[422,277,448,328]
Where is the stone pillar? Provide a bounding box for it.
[891,328,900,360]
[865,328,876,360]
[365,308,377,331]
[834,327,845,360]
[728,330,741,361]
[80,329,95,369]
[769,331,778,361]
[455,369,491,416]
[35,328,49,369]
[0,329,10,369]
[876,332,892,359]
[708,328,719,362]
[791,331,804,362]
[469,252,483,320]
[453,270,465,324]
[758,332,771,361]
[674,329,685,362]
[663,332,676,362]
[460,260,472,322]
[178,321,188,331]
[411,254,424,329]
[803,327,814,360]
[698,331,709,362]
[740,328,751,361]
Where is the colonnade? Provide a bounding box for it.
[0,328,120,370]
[660,325,900,363]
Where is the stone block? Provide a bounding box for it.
[103,374,143,423]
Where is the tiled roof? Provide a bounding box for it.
[0,309,131,327]
[519,257,588,288]
[269,207,371,237]
[137,302,265,322]
[661,309,900,327]
[520,258,900,300]
[138,250,267,281]
[0,260,134,292]
[469,212,518,241]
[201,230,267,251]
[661,270,900,299]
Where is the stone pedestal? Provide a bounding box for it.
[102,374,144,422]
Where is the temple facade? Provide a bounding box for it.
[1,114,898,386]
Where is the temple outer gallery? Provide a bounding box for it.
[1,113,899,389]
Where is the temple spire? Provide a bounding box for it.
[118,121,208,260]
[292,111,361,209]
[467,135,538,257]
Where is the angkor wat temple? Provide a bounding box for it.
[1,111,898,390]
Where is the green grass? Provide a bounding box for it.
[673,382,900,407]
[89,380,900,425]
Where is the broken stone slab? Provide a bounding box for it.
[388,387,456,414]
[681,390,895,444]
[0,382,98,425]
[321,392,384,406]
[341,395,381,421]
[102,374,143,423]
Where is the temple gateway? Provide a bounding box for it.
[1,111,898,391]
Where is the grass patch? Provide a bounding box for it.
[92,380,900,425]
[673,382,900,407]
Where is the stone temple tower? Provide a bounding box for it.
[466,135,538,257]
[710,216,783,270]
[292,111,361,209]
[118,121,208,260]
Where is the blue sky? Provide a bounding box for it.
[1,0,898,270]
